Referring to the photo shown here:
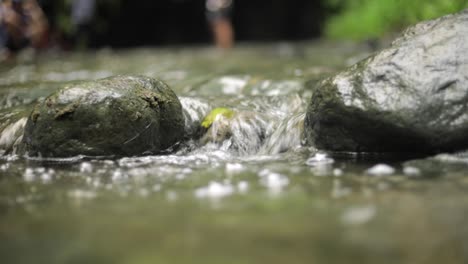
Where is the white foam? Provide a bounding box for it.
[166,191,178,201]
[220,76,247,94]
[237,181,249,194]
[152,184,162,192]
[79,162,93,173]
[331,179,351,199]
[341,205,377,225]
[225,163,245,174]
[333,168,344,177]
[111,169,126,182]
[68,189,97,200]
[175,174,186,180]
[138,188,150,197]
[23,168,35,182]
[195,181,235,199]
[306,153,334,166]
[40,170,53,184]
[403,166,421,177]
[366,164,395,176]
[0,163,9,171]
[258,169,289,194]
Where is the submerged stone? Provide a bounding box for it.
[304,10,468,154]
[22,75,184,157]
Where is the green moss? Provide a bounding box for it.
[201,108,235,129]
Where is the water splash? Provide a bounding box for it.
[260,113,304,155]
[179,97,211,138]
[0,117,27,154]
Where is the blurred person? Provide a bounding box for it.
[0,0,48,57]
[71,0,95,49]
[206,0,234,49]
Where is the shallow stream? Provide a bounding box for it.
[1,42,468,264]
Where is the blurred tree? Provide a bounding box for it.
[324,0,468,40]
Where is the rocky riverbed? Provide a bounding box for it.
[1,11,468,264]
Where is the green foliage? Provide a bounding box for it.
[324,0,468,40]
[201,108,235,129]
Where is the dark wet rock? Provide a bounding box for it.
[22,75,184,157]
[304,10,468,154]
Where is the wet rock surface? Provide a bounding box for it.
[304,10,468,154]
[22,75,184,157]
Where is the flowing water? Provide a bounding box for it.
[1,42,468,264]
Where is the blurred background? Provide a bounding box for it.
[25,0,468,49]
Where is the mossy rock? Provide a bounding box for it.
[22,75,184,157]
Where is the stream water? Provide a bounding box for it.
[1,42,468,264]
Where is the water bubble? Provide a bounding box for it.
[331,179,351,199]
[195,181,235,199]
[377,182,390,191]
[308,153,334,176]
[403,166,421,177]
[102,160,115,166]
[6,155,19,162]
[175,174,186,180]
[68,190,97,200]
[258,169,289,195]
[40,171,53,184]
[0,163,9,171]
[91,179,101,188]
[306,153,334,166]
[181,168,193,174]
[333,168,344,177]
[366,164,395,176]
[225,163,245,175]
[23,168,35,182]
[152,184,162,192]
[138,188,150,197]
[166,191,178,202]
[294,69,303,76]
[341,205,377,226]
[79,162,93,173]
[112,169,126,182]
[237,181,249,194]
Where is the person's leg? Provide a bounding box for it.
[212,18,233,49]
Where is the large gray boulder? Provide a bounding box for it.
[22,75,184,157]
[304,10,468,154]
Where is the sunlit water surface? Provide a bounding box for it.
[1,42,468,264]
